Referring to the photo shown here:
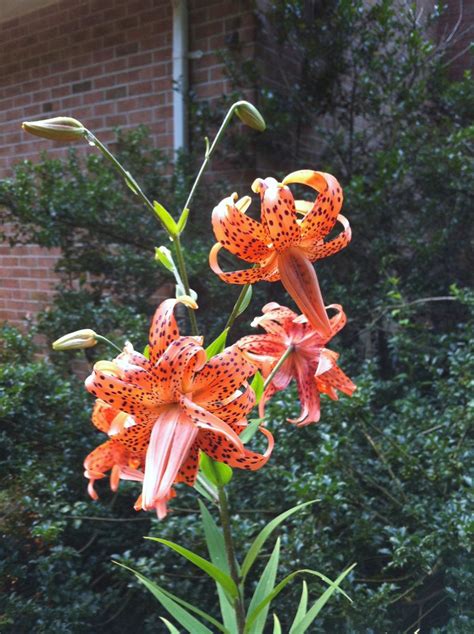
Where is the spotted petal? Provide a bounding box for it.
[209,243,279,285]
[198,426,273,470]
[301,214,352,262]
[283,170,343,241]
[212,194,271,263]
[254,177,301,252]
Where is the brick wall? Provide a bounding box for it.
[0,0,258,325]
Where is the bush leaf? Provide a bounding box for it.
[289,581,308,633]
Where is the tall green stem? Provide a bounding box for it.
[218,486,246,634]
[85,130,198,334]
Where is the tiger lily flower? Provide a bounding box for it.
[238,302,356,426]
[84,298,273,518]
[209,170,351,338]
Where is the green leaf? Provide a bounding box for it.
[146,537,239,601]
[241,500,317,581]
[200,452,233,487]
[272,614,282,634]
[205,328,229,360]
[193,474,218,504]
[250,371,265,404]
[199,501,238,633]
[291,564,356,633]
[240,418,265,444]
[289,581,308,633]
[143,344,150,360]
[160,617,181,633]
[246,568,352,632]
[114,562,215,634]
[155,246,175,272]
[245,537,280,634]
[236,284,253,317]
[153,200,178,237]
[176,207,190,234]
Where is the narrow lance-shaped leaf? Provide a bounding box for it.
[114,562,217,634]
[250,371,265,404]
[289,581,308,634]
[176,207,190,234]
[160,617,182,634]
[272,614,282,634]
[245,568,352,632]
[240,417,265,444]
[199,500,238,633]
[145,537,239,601]
[153,200,179,237]
[236,284,253,317]
[245,538,280,634]
[205,328,229,359]
[241,500,318,581]
[291,564,357,634]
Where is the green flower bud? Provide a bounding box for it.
[52,329,97,351]
[22,117,86,141]
[233,101,266,132]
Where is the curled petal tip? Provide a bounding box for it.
[176,295,198,310]
[251,178,264,193]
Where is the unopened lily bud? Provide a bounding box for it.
[52,329,97,351]
[234,101,266,132]
[22,117,86,141]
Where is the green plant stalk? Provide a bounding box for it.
[95,334,123,354]
[225,283,251,331]
[84,130,198,334]
[217,485,246,634]
[263,346,294,390]
[180,104,239,217]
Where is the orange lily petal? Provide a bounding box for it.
[283,170,343,241]
[208,385,256,429]
[198,425,274,470]
[148,298,185,365]
[85,365,163,418]
[254,177,301,252]
[175,443,200,486]
[288,358,321,426]
[142,407,198,510]
[301,214,352,262]
[237,333,287,357]
[277,247,331,338]
[180,396,245,454]
[209,243,279,285]
[316,364,356,399]
[212,194,271,263]
[192,345,255,404]
[91,400,118,434]
[151,337,206,402]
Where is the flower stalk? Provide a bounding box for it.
[217,485,246,634]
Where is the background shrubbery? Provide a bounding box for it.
[1,0,472,631]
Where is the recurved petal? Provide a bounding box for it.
[237,333,287,357]
[277,247,331,339]
[315,363,356,399]
[180,396,245,454]
[198,425,274,471]
[283,170,343,241]
[151,337,207,401]
[288,358,321,426]
[256,178,301,252]
[209,385,256,429]
[175,442,200,486]
[301,214,352,262]
[85,364,162,418]
[209,243,279,284]
[149,298,189,365]
[212,194,272,263]
[91,399,118,433]
[191,345,256,404]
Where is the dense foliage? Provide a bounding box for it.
[1,0,472,631]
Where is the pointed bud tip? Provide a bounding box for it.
[176,295,198,310]
[52,328,97,351]
[234,101,266,132]
[22,117,86,141]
